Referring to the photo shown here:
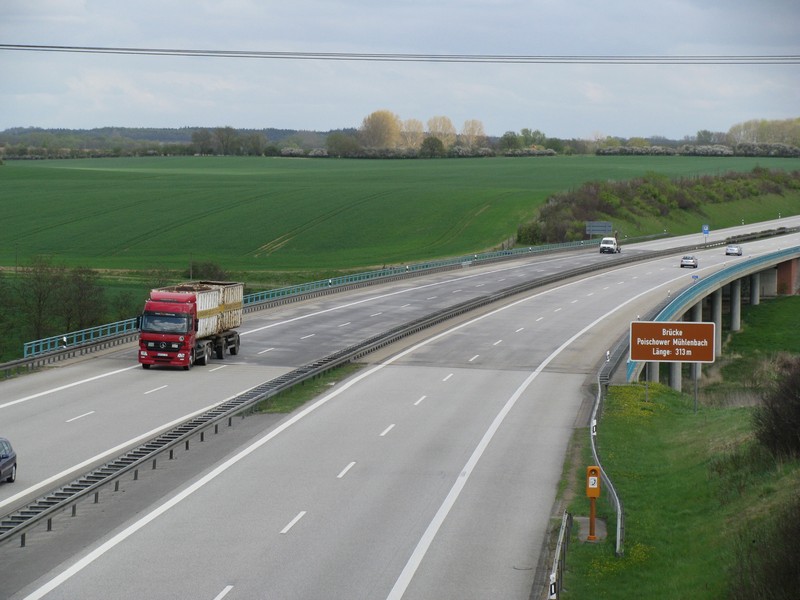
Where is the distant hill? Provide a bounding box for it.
[0,126,357,151]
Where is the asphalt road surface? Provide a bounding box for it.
[2,218,798,599]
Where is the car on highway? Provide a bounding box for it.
[680,255,699,268]
[0,437,16,483]
[725,244,743,256]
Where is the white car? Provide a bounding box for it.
[725,244,743,256]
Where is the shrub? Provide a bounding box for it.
[752,357,800,458]
[728,496,800,599]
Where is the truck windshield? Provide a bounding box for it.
[140,313,191,334]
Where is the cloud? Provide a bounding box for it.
[1,0,798,137]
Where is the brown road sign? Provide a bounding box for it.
[630,321,715,363]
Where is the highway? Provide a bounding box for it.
[2,218,799,599]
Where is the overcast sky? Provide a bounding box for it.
[2,0,798,140]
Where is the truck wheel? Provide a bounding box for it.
[215,343,225,360]
[230,337,240,355]
[198,344,211,366]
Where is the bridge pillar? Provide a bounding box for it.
[646,361,659,383]
[750,272,760,305]
[777,257,799,294]
[731,279,742,332]
[712,289,722,358]
[669,362,682,392]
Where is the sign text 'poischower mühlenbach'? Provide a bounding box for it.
[629,321,715,363]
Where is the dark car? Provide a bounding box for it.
[0,437,17,483]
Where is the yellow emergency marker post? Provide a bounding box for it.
[586,466,601,542]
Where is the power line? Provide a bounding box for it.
[1,44,799,64]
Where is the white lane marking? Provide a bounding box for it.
[554,307,562,312]
[426,296,437,300]
[213,586,234,600]
[209,365,227,372]
[386,271,683,599]
[300,334,315,340]
[442,373,453,382]
[414,395,427,406]
[380,424,396,437]
[493,340,502,346]
[258,347,275,354]
[144,385,168,395]
[451,289,462,293]
[515,327,524,333]
[0,386,257,513]
[280,511,306,534]
[469,355,479,362]
[587,292,594,297]
[0,366,139,410]
[571,299,578,304]
[338,322,351,327]
[536,317,544,322]
[337,462,356,479]
[401,303,411,308]
[66,411,95,423]
[370,312,383,317]
[240,258,568,336]
[26,262,697,598]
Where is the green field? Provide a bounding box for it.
[2,155,798,276]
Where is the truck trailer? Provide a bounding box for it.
[138,281,243,370]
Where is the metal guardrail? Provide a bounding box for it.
[625,244,800,381]
[2,227,796,549]
[21,239,604,360]
[585,242,800,564]
[23,318,139,357]
[548,511,572,599]
[0,254,635,548]
[15,227,794,362]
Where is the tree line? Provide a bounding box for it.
[0,258,228,362]
[2,116,797,161]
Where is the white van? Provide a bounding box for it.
[599,237,621,254]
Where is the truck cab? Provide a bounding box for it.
[138,292,200,369]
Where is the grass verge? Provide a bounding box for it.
[559,296,800,599]
[249,362,365,414]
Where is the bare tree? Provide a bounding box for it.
[59,267,105,331]
[16,256,66,339]
[400,119,425,150]
[460,119,486,149]
[213,126,240,155]
[242,132,267,156]
[427,116,456,149]
[359,110,402,149]
[191,129,214,155]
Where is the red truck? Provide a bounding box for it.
[138,281,243,370]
